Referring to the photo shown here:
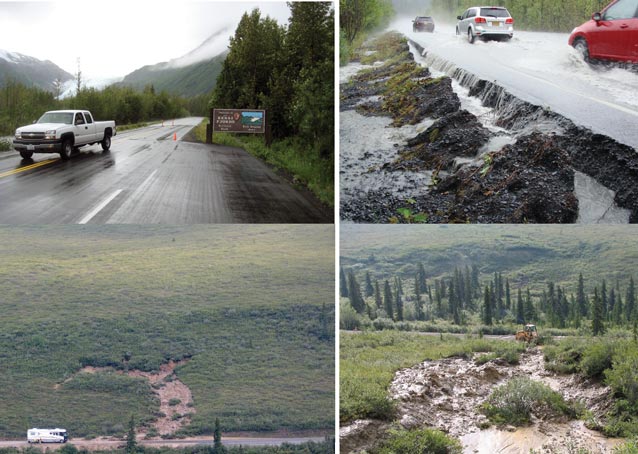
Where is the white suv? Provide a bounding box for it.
[456,6,514,43]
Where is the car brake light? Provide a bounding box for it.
[506,18,514,24]
[475,17,487,23]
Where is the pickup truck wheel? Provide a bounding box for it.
[101,133,111,151]
[20,151,33,159]
[60,139,73,160]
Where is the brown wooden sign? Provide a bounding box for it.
[212,109,266,134]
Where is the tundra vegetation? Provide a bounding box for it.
[207,3,334,207]
[0,225,334,439]
[340,225,638,446]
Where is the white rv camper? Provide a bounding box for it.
[27,428,68,443]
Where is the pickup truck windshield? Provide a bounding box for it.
[37,112,73,124]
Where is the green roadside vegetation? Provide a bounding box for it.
[0,440,335,454]
[0,225,334,438]
[208,4,334,208]
[339,0,395,65]
[0,139,11,151]
[193,121,333,207]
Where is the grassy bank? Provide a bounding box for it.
[340,330,525,423]
[0,225,334,438]
[544,335,638,437]
[193,120,333,208]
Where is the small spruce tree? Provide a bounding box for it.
[126,415,137,454]
[214,417,225,453]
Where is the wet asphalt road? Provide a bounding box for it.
[0,118,331,224]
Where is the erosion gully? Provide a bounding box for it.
[340,38,636,223]
[340,348,623,454]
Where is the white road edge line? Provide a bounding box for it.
[78,189,123,224]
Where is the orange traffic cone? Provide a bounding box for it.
[173,133,177,141]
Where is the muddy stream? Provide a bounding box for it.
[341,348,624,453]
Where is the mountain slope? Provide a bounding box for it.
[119,51,226,97]
[0,49,73,91]
[0,225,334,438]
[341,225,638,293]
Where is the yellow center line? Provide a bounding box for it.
[0,158,58,178]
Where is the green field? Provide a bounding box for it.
[0,225,334,438]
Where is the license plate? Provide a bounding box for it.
[492,21,500,26]
[27,145,35,151]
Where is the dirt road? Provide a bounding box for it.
[0,434,329,450]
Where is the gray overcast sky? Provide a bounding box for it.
[0,1,292,80]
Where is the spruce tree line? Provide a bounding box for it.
[211,3,334,159]
[341,264,637,336]
[0,80,198,136]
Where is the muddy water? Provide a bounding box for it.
[388,348,622,454]
[461,421,623,454]
[340,92,435,203]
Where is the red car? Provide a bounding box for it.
[568,0,638,63]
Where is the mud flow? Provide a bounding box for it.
[341,348,623,454]
[59,360,194,437]
[340,35,638,224]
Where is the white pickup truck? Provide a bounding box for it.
[13,110,116,160]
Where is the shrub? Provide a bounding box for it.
[0,139,11,152]
[604,347,638,437]
[614,437,638,453]
[376,428,462,454]
[168,398,181,406]
[482,377,574,425]
[543,339,586,374]
[340,301,361,331]
[580,340,615,379]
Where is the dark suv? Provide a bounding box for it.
[569,0,638,63]
[413,16,435,33]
